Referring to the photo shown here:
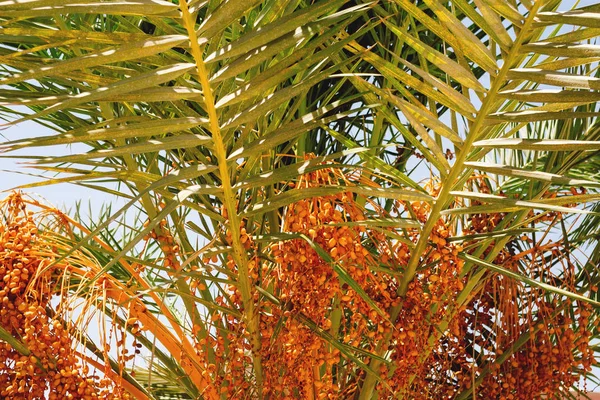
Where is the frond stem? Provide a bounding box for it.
[358,2,544,398]
[179,1,264,396]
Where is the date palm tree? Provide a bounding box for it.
[0,0,600,398]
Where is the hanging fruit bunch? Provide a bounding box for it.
[211,160,468,398]
[455,177,597,399]
[211,159,596,399]
[0,193,131,400]
[262,166,385,398]
[382,182,471,399]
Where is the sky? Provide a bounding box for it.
[0,117,124,219]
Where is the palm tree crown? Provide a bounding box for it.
[1,0,600,399]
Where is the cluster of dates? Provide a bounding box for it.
[208,166,595,399]
[0,193,129,400]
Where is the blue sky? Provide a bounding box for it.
[0,117,124,218]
